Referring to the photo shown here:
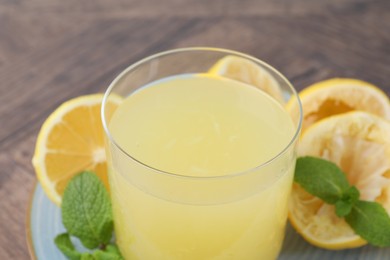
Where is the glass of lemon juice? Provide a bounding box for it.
[102,48,302,260]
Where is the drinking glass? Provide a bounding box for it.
[102,47,302,259]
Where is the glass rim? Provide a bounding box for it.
[101,47,303,180]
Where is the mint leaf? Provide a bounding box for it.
[342,186,360,203]
[105,244,121,254]
[99,220,114,246]
[61,172,113,249]
[295,157,350,204]
[345,200,390,247]
[54,233,82,260]
[335,186,360,217]
[93,248,124,260]
[335,200,353,218]
[81,253,95,260]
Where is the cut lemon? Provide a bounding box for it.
[288,78,390,132]
[289,111,390,249]
[208,55,284,102]
[32,94,122,205]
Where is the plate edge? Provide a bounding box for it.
[25,182,38,260]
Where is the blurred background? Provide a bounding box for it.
[0,0,389,259]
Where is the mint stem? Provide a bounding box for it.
[99,243,107,250]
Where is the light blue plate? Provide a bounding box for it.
[28,184,390,259]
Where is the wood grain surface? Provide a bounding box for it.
[0,0,389,259]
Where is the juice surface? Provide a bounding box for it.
[108,74,296,259]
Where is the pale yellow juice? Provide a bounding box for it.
[108,74,296,259]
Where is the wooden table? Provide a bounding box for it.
[0,0,389,258]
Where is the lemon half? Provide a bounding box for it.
[289,111,390,249]
[32,94,122,205]
[288,78,390,132]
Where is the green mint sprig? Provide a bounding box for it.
[295,156,390,247]
[55,171,123,260]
